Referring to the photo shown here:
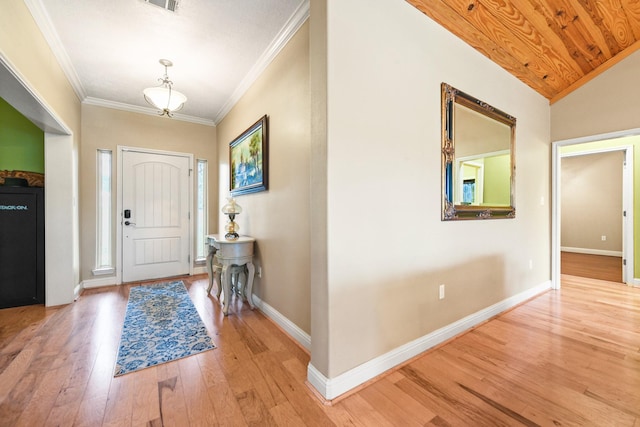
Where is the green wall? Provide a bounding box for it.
[0,96,44,173]
[483,153,510,205]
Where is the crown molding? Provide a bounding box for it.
[213,0,310,124]
[24,0,86,101]
[83,97,216,127]
[25,0,308,127]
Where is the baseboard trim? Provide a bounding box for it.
[82,276,117,289]
[307,280,552,401]
[252,294,311,351]
[192,266,207,275]
[561,246,622,257]
[73,283,82,300]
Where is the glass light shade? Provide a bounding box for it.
[225,220,239,233]
[221,198,242,215]
[143,86,187,112]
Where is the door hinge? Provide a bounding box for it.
[188,212,191,219]
[189,168,193,176]
[624,210,627,217]
[623,259,627,266]
[188,254,191,263]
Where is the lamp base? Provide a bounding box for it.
[225,232,239,241]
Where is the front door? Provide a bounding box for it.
[121,149,191,282]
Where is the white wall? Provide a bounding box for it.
[310,0,551,395]
[44,133,78,305]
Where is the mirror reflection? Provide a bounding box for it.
[441,83,516,220]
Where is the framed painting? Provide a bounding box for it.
[229,115,268,196]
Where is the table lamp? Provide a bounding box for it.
[221,197,242,240]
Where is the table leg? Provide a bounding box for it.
[245,262,255,309]
[221,264,231,316]
[214,266,222,299]
[205,245,216,294]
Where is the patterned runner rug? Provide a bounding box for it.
[114,280,215,376]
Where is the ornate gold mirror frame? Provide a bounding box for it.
[441,83,516,220]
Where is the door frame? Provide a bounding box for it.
[115,145,194,284]
[552,129,639,289]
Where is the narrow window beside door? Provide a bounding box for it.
[93,149,114,275]
[196,159,208,263]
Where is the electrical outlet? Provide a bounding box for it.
[439,284,445,300]
[257,266,262,278]
[601,235,607,241]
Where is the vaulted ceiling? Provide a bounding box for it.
[407,0,640,103]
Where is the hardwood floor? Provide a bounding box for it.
[1,274,639,426]
[561,251,623,283]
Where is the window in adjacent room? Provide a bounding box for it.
[93,149,114,275]
[195,159,208,263]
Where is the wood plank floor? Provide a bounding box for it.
[1,274,639,426]
[561,251,623,283]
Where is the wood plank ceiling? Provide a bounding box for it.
[407,0,640,103]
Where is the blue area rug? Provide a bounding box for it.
[114,280,215,376]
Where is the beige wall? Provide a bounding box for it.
[216,23,311,333]
[561,152,623,253]
[309,0,329,373]
[80,105,217,281]
[551,50,640,142]
[1,0,82,305]
[313,0,551,379]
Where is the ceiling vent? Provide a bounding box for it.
[144,0,178,12]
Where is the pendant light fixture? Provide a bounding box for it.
[143,59,187,117]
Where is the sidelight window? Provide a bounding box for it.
[93,149,114,275]
[195,159,208,262]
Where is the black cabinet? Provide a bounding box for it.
[0,187,45,308]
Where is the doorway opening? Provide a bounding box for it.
[1,55,78,306]
[560,150,624,283]
[552,130,639,289]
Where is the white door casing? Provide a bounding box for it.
[120,148,191,282]
[552,131,637,289]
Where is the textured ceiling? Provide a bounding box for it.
[31,0,308,125]
[407,0,640,103]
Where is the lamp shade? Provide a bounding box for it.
[221,197,242,215]
[143,86,187,112]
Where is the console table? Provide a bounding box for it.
[206,234,255,315]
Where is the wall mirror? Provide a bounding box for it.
[441,83,516,220]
